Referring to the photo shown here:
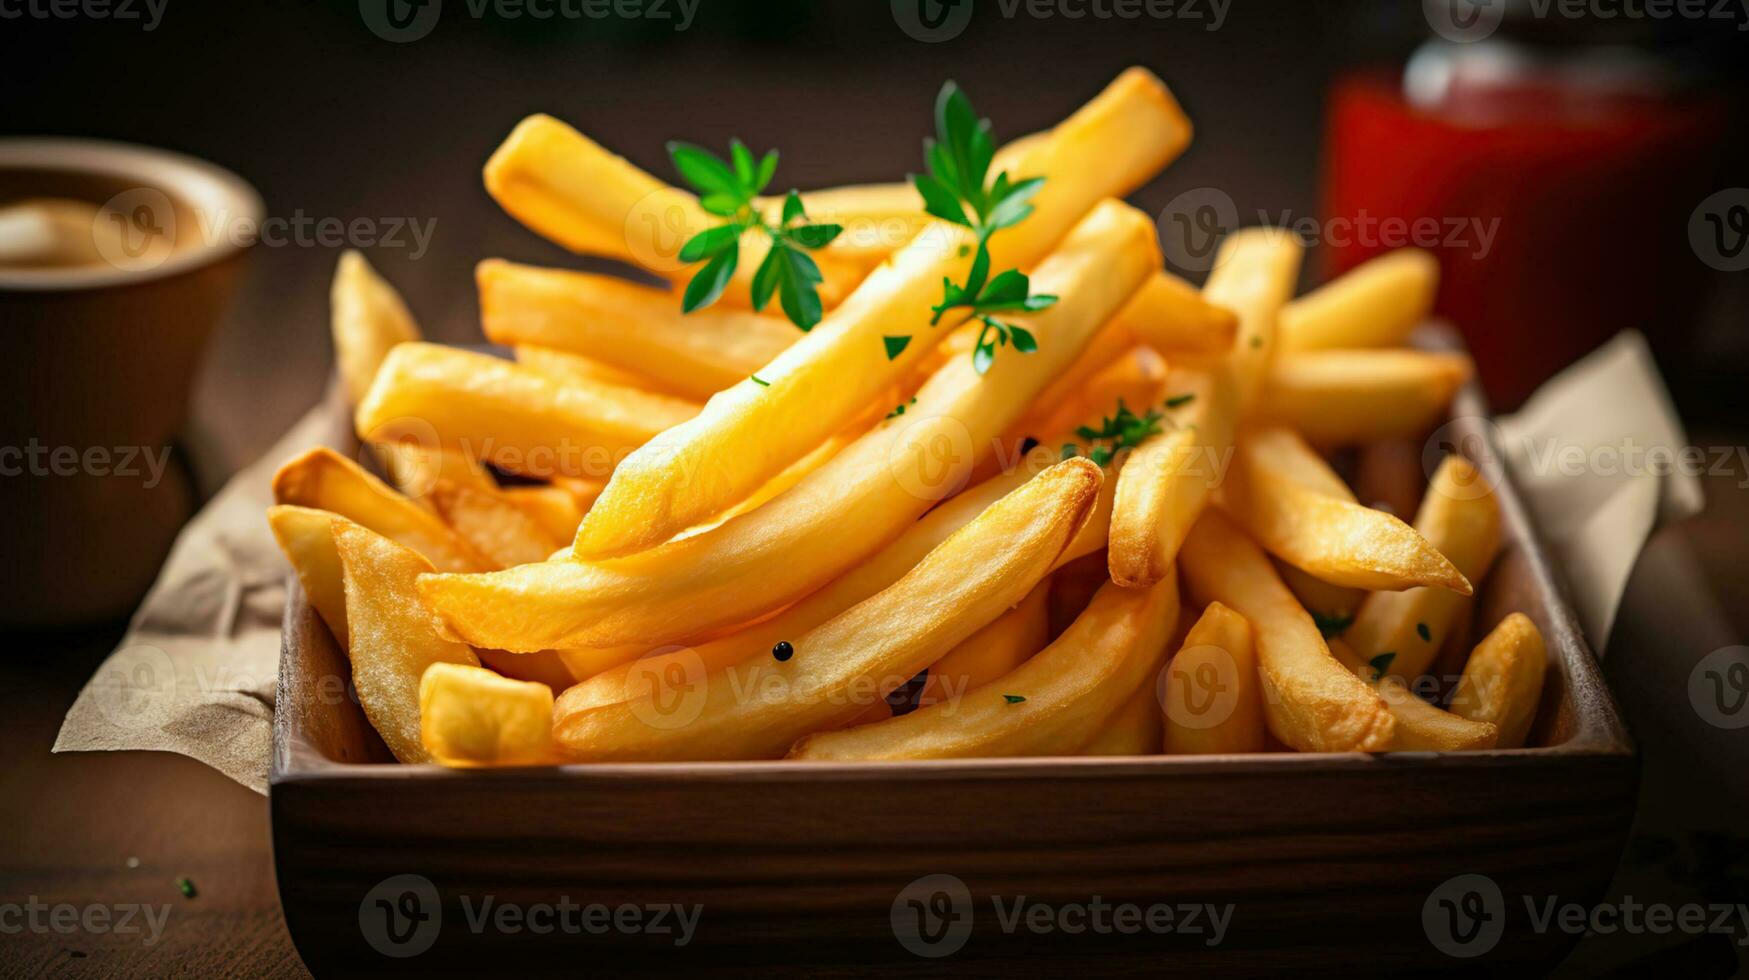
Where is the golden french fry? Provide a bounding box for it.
[1080,681,1164,756]
[355,343,699,480]
[1111,271,1239,356]
[334,521,480,763]
[1178,509,1394,752]
[480,260,797,400]
[267,504,351,647]
[1107,228,1303,587]
[514,344,675,395]
[552,476,606,512]
[553,458,1104,761]
[419,662,558,766]
[1448,613,1547,748]
[373,442,499,506]
[500,485,585,543]
[1345,456,1502,681]
[423,200,1159,652]
[1278,249,1438,352]
[775,183,926,270]
[271,448,489,573]
[1008,321,1137,442]
[429,480,563,570]
[1328,638,1498,751]
[1220,426,1470,593]
[482,116,864,308]
[555,450,1113,716]
[574,69,1193,559]
[1275,559,1365,635]
[917,579,1051,709]
[1106,365,1233,587]
[1258,351,1472,446]
[330,250,419,406]
[789,572,1179,761]
[1163,601,1265,755]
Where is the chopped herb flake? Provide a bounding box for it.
[1312,610,1353,638]
[883,334,912,360]
[1416,622,1432,642]
[175,877,196,899]
[1002,694,1027,704]
[1249,335,1263,349]
[1164,393,1196,409]
[1368,652,1396,680]
[750,374,770,387]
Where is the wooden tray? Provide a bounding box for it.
[271,340,1636,976]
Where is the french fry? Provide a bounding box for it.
[1328,639,1498,751]
[480,260,797,400]
[420,662,559,767]
[1344,456,1502,682]
[553,458,1104,761]
[429,480,563,569]
[1220,426,1470,593]
[330,250,418,405]
[1178,509,1395,752]
[355,343,699,480]
[1275,560,1362,625]
[422,200,1159,651]
[373,441,498,505]
[1107,228,1302,587]
[1277,249,1438,352]
[271,448,490,573]
[789,572,1179,761]
[514,344,676,395]
[482,115,865,308]
[778,183,927,270]
[267,504,351,647]
[916,579,1051,709]
[573,69,1193,558]
[500,485,585,543]
[1081,681,1164,756]
[1110,271,1239,356]
[334,521,481,763]
[1163,601,1266,755]
[1258,350,1472,446]
[555,445,1115,716]
[1448,613,1547,748]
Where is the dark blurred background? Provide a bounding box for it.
[4,2,1749,974]
[4,0,1743,485]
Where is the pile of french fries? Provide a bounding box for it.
[267,67,1549,767]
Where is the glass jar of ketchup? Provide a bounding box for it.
[1322,5,1729,408]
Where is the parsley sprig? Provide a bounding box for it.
[670,140,843,331]
[907,83,1057,374]
[1060,399,1165,468]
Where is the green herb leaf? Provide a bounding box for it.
[1165,393,1197,409]
[972,341,995,376]
[679,224,741,263]
[698,192,744,218]
[787,222,843,249]
[667,142,743,201]
[1312,611,1353,639]
[1368,652,1397,680]
[681,246,738,313]
[1009,324,1037,353]
[884,335,912,360]
[729,139,756,186]
[781,189,806,225]
[776,244,823,331]
[754,151,779,194]
[912,173,970,227]
[750,246,782,312]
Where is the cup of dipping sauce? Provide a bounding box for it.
[0,138,262,627]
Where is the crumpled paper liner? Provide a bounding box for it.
[53,401,348,794]
[54,332,1703,792]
